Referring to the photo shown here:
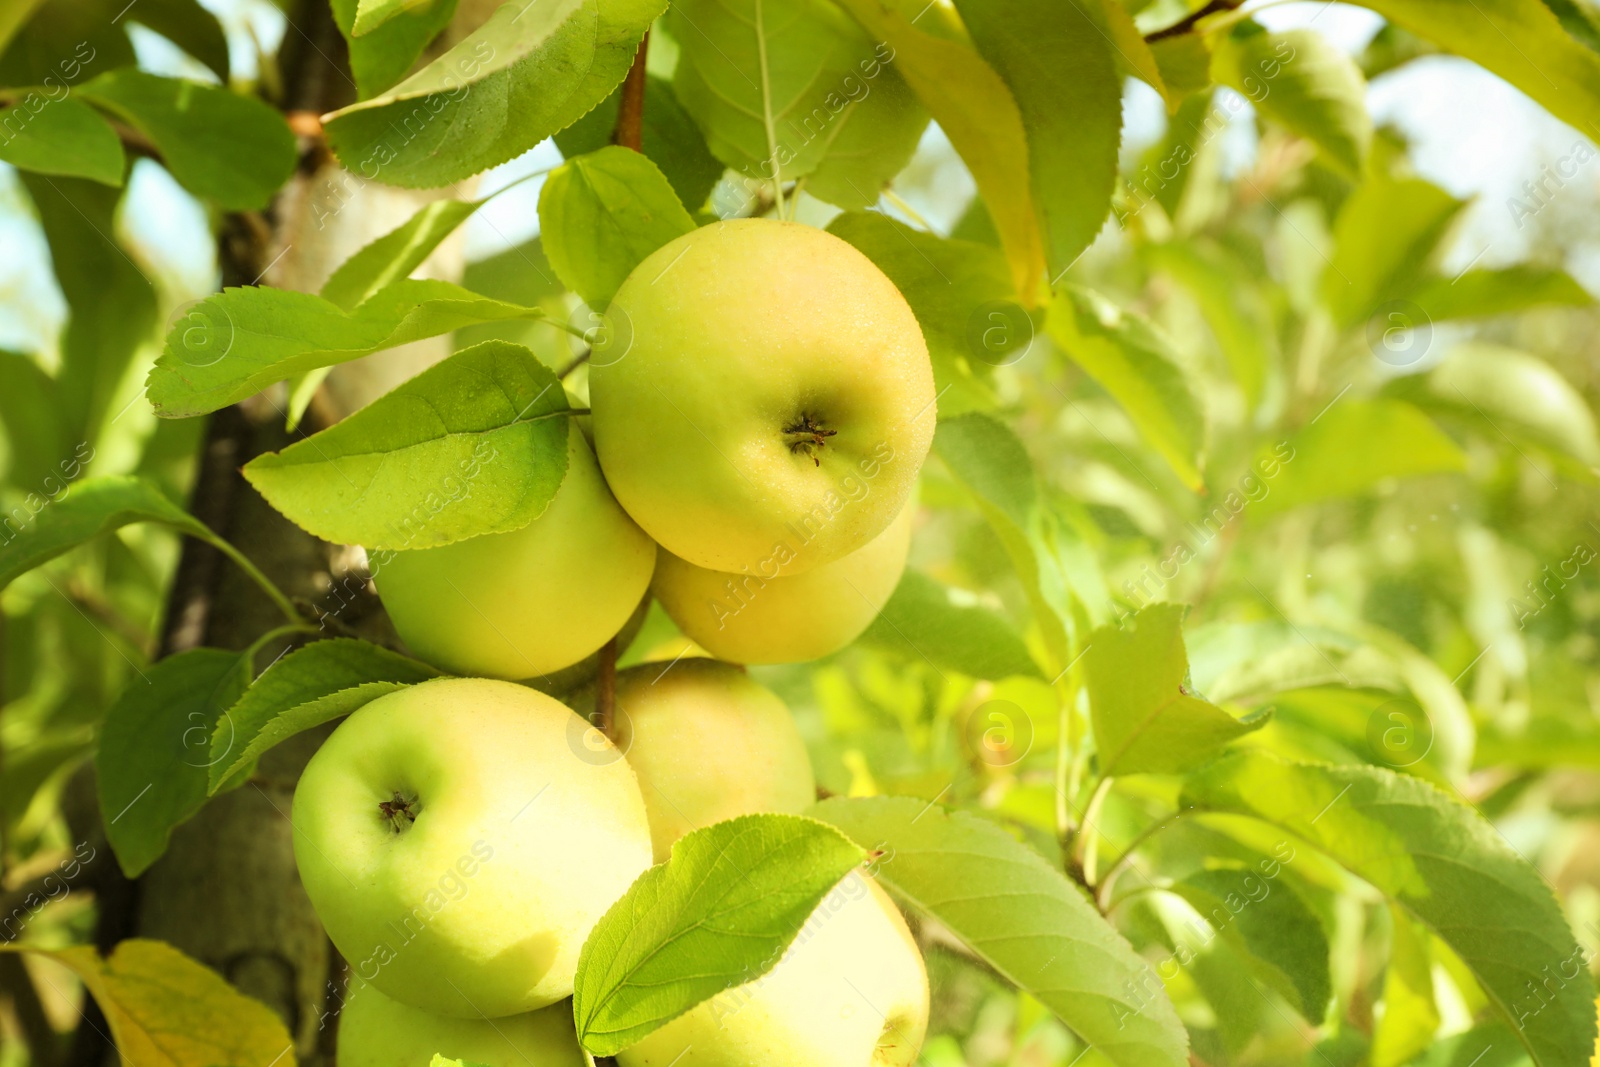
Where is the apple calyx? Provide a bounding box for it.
[783,412,837,466]
[378,792,419,832]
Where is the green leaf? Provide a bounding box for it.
[1168,866,1331,1022]
[934,413,1072,671]
[826,211,1019,413]
[1543,0,1600,51]
[1086,604,1268,776]
[321,198,486,311]
[1146,241,1275,407]
[667,0,927,210]
[1256,398,1466,514]
[331,0,459,98]
[97,649,251,877]
[242,341,572,550]
[811,796,1189,1067]
[21,175,156,442]
[0,96,125,184]
[954,0,1121,278]
[572,813,866,1056]
[0,476,213,590]
[1212,25,1370,177]
[0,351,67,489]
[145,279,553,418]
[78,70,295,210]
[0,940,295,1067]
[861,568,1042,680]
[1395,342,1600,466]
[1181,751,1597,1067]
[1370,905,1441,1066]
[209,639,439,793]
[554,74,725,211]
[1150,34,1215,102]
[0,0,48,58]
[1353,0,1600,135]
[833,0,1046,298]
[1407,265,1593,322]
[1047,285,1206,491]
[1100,0,1172,106]
[538,146,696,308]
[323,0,664,188]
[1322,175,1464,326]
[353,0,422,36]
[128,0,231,81]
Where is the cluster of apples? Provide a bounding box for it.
[291,220,940,1065]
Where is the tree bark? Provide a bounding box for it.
[61,1,433,1062]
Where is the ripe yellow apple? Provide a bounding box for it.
[337,981,584,1067]
[615,872,929,1066]
[374,422,655,683]
[292,678,652,1018]
[596,659,816,861]
[590,219,935,576]
[651,498,914,664]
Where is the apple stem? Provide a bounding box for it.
[595,636,618,738]
[783,413,837,466]
[612,32,649,152]
[378,792,417,833]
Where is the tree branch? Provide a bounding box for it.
[612,32,650,152]
[1145,0,1243,42]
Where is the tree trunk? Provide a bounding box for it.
[63,0,482,1060]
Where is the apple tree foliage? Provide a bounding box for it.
[2,0,1600,1064]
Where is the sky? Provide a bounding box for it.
[1,0,1598,365]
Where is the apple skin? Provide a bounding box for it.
[651,498,914,664]
[291,677,653,1018]
[337,981,584,1067]
[616,872,929,1067]
[590,219,935,576]
[374,422,655,683]
[588,659,816,861]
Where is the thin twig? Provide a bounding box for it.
[612,33,650,152]
[1145,0,1243,42]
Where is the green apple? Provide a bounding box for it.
[374,422,655,683]
[292,677,652,1018]
[594,659,816,861]
[651,497,914,664]
[338,981,584,1067]
[590,219,935,576]
[616,872,929,1066]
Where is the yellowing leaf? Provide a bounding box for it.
[833,0,1046,301]
[3,940,294,1067]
